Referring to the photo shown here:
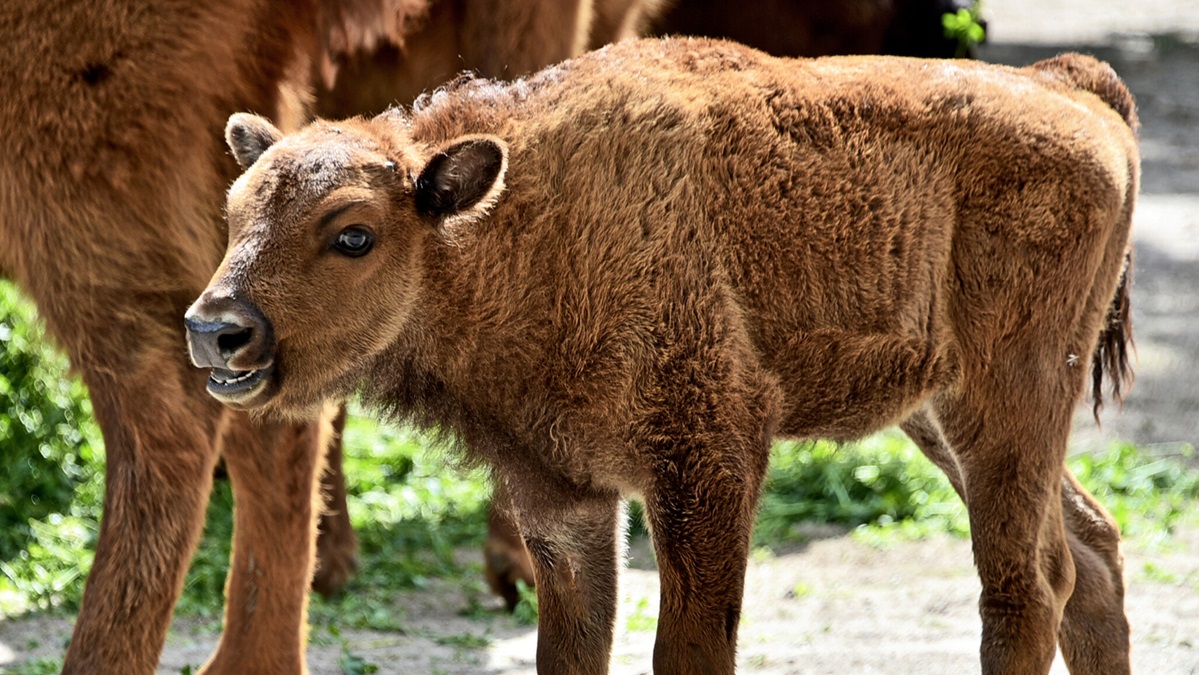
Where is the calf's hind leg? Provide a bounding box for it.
[902,412,1130,674]
[935,377,1081,674]
[484,479,537,611]
[312,406,359,598]
[1056,470,1130,675]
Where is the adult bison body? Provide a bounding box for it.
[189,38,1137,674]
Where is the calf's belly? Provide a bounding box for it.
[766,328,955,440]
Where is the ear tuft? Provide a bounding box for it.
[226,113,283,170]
[415,136,508,221]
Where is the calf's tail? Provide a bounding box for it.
[1091,259,1133,420]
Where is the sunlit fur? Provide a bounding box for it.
[201,38,1139,675]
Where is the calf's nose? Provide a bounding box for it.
[184,297,275,371]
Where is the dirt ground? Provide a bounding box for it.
[2,1,1198,673]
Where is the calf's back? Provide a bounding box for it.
[392,39,1137,446]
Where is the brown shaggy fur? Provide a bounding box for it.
[311,0,985,608]
[312,0,667,607]
[314,0,647,119]
[0,1,607,672]
[308,0,990,610]
[190,38,1139,674]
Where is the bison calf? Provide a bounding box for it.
[188,37,1138,674]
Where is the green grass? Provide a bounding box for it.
[307,416,491,631]
[757,434,1199,551]
[756,434,970,548]
[434,632,492,649]
[1069,442,1199,544]
[511,579,539,627]
[4,657,64,675]
[624,597,658,633]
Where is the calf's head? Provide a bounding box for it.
[185,112,508,417]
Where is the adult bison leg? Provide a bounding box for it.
[504,478,622,674]
[199,407,333,674]
[934,379,1078,675]
[903,411,1130,674]
[312,406,359,597]
[62,362,225,674]
[483,479,536,611]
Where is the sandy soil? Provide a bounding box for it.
[2,1,1198,673]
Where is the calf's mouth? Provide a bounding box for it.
[206,363,274,405]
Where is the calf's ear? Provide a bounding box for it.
[226,113,283,170]
[415,136,508,223]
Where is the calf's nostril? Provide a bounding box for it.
[217,326,254,359]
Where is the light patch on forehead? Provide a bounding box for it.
[228,137,362,224]
[291,141,359,193]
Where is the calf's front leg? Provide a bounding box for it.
[504,477,623,675]
[643,426,770,674]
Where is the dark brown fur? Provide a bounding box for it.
[314,0,645,119]
[0,1,604,672]
[645,0,977,58]
[192,39,1138,674]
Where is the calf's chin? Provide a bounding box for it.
[237,353,363,422]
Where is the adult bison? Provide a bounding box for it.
[189,38,1138,673]
[0,0,600,672]
[644,0,980,58]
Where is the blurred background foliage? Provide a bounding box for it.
[0,282,103,615]
[1,277,1198,629]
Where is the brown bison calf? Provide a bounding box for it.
[188,38,1138,674]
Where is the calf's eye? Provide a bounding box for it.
[333,226,374,257]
